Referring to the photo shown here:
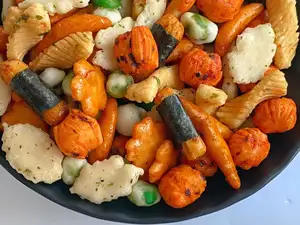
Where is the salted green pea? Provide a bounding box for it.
[128,180,161,207]
[181,12,218,45]
[106,71,134,98]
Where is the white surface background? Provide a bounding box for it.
[0,154,300,225]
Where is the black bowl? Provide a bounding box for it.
[1,1,300,224]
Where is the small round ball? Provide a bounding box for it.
[196,0,244,23]
[229,128,270,170]
[253,98,297,134]
[53,109,102,158]
[179,48,222,88]
[158,165,206,208]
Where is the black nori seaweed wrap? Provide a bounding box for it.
[10,68,61,115]
[151,23,179,67]
[157,95,199,147]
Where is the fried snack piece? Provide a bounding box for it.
[154,87,233,140]
[222,55,238,100]
[266,0,299,69]
[164,0,196,18]
[0,59,28,85]
[71,60,107,117]
[53,109,103,159]
[29,32,94,72]
[216,70,288,129]
[1,101,48,132]
[4,4,51,61]
[179,48,222,88]
[166,38,194,64]
[132,0,146,20]
[149,140,179,183]
[126,117,167,177]
[88,98,118,164]
[196,0,244,23]
[0,27,8,53]
[156,14,184,41]
[195,84,228,115]
[180,98,240,189]
[229,128,270,170]
[30,14,111,60]
[180,153,217,177]
[111,135,130,157]
[114,26,159,81]
[253,98,297,134]
[125,65,184,103]
[158,165,206,208]
[11,92,23,102]
[215,3,264,57]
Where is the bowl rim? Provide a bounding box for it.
[1,144,299,224]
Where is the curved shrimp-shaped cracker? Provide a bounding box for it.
[216,70,288,129]
[266,0,299,69]
[29,32,94,72]
[4,4,51,61]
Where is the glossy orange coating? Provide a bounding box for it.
[0,27,8,54]
[158,165,206,208]
[180,152,217,177]
[247,10,267,28]
[149,140,179,183]
[196,0,244,23]
[30,14,111,60]
[180,97,240,189]
[156,14,184,41]
[88,98,118,164]
[253,98,297,134]
[229,128,270,170]
[42,101,69,126]
[53,109,103,158]
[126,117,167,177]
[179,48,222,88]
[49,5,94,25]
[11,92,23,102]
[165,0,196,18]
[215,3,264,57]
[0,60,28,85]
[114,26,159,82]
[111,135,130,157]
[71,60,107,117]
[1,101,48,132]
[166,38,194,64]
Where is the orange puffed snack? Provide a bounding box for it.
[253,98,297,134]
[114,26,159,82]
[229,128,270,170]
[180,152,217,177]
[196,0,244,23]
[158,165,206,208]
[111,135,130,157]
[179,48,222,88]
[126,117,167,177]
[71,60,107,117]
[149,140,179,183]
[53,109,103,159]
[1,101,48,132]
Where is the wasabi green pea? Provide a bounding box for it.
[106,71,134,98]
[62,157,87,185]
[128,180,161,207]
[181,12,218,45]
[62,71,74,97]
